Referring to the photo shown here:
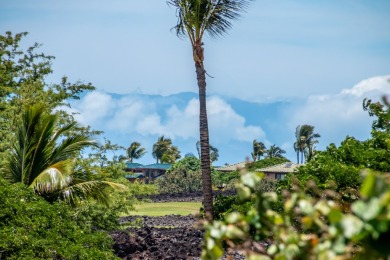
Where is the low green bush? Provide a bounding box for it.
[0,179,117,259]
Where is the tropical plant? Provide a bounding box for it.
[363,95,390,132]
[265,144,286,158]
[0,178,117,259]
[196,140,219,163]
[251,139,266,161]
[168,0,253,219]
[294,124,321,163]
[152,136,181,163]
[203,170,390,259]
[0,31,97,157]
[126,141,146,163]
[1,105,124,205]
[161,145,181,163]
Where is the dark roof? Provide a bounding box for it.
[142,163,171,170]
[125,162,171,171]
[125,162,143,169]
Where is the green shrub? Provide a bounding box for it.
[0,179,117,259]
[203,170,390,259]
[156,156,223,193]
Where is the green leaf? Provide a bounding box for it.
[240,172,261,189]
[360,171,376,198]
[328,209,343,224]
[352,199,381,220]
[341,214,364,238]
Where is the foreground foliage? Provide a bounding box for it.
[0,179,117,259]
[1,105,124,206]
[203,170,390,259]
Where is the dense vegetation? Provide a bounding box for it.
[203,97,390,258]
[0,32,155,258]
[0,178,117,259]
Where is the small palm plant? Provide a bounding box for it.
[2,105,124,206]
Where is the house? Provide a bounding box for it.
[256,162,300,180]
[216,161,247,172]
[125,172,144,183]
[125,162,171,181]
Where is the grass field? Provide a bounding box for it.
[128,202,202,216]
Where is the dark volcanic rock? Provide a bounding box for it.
[110,226,203,260]
[143,189,236,203]
[120,214,197,228]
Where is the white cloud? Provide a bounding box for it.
[341,75,390,97]
[71,91,115,126]
[70,93,265,145]
[286,75,390,153]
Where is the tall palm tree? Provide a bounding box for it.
[1,105,124,205]
[251,139,266,161]
[168,0,252,219]
[265,144,286,158]
[294,125,320,164]
[196,140,219,163]
[126,142,146,163]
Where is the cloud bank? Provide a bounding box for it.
[66,75,390,164]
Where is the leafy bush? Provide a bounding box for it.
[156,168,202,193]
[72,161,157,231]
[247,157,290,171]
[203,170,390,259]
[289,132,390,201]
[156,156,223,193]
[0,179,117,259]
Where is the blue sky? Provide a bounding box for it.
[1,0,390,164]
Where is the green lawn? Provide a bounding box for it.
[128,201,202,216]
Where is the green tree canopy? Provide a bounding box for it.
[0,31,97,157]
[294,124,321,164]
[126,141,146,163]
[152,136,181,163]
[265,144,286,159]
[251,139,266,161]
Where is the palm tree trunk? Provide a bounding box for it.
[195,61,213,220]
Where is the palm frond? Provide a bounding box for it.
[168,0,252,41]
[29,160,74,193]
[57,180,127,206]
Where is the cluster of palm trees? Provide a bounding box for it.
[122,136,181,164]
[293,124,321,164]
[251,139,286,161]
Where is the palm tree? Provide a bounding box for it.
[126,142,146,163]
[265,144,286,158]
[294,125,320,164]
[251,139,266,161]
[168,0,252,219]
[1,105,124,205]
[161,145,181,163]
[153,136,181,163]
